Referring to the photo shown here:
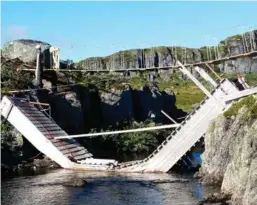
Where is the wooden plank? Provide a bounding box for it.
[204,63,222,80]
[223,87,257,102]
[195,66,218,87]
[28,101,50,106]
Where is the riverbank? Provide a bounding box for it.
[1,156,60,179]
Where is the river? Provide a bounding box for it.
[1,169,219,205]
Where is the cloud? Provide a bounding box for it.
[6,25,28,41]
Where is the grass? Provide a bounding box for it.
[64,71,207,111]
[157,73,206,111]
[226,34,243,41]
[200,46,218,61]
[128,76,148,89]
[214,73,257,87]
[224,95,257,120]
[244,74,257,86]
[174,85,205,111]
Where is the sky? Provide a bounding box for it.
[1,1,257,62]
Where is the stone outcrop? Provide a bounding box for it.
[41,84,184,132]
[198,95,257,205]
[63,178,88,187]
[1,121,59,178]
[1,39,51,67]
[100,86,133,127]
[50,91,85,134]
[1,31,256,74]
[218,31,257,74]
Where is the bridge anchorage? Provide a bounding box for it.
[1,55,257,173]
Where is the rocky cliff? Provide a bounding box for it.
[198,95,257,205]
[1,31,256,74]
[76,30,257,74]
[39,82,186,133]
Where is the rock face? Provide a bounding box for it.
[1,39,51,64]
[1,31,256,74]
[76,30,257,74]
[32,156,59,169]
[1,125,24,165]
[44,84,183,132]
[101,87,133,127]
[50,91,85,134]
[1,121,59,178]
[133,86,179,123]
[218,31,257,74]
[198,96,257,205]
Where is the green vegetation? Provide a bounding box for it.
[244,74,257,86]
[1,60,34,94]
[153,47,169,55]
[213,73,257,87]
[157,73,206,111]
[112,121,159,153]
[64,71,210,111]
[1,119,12,134]
[218,41,229,57]
[128,76,148,89]
[86,120,169,155]
[224,95,257,120]
[226,34,243,41]
[200,46,217,61]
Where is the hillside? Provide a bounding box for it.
[76,30,257,74]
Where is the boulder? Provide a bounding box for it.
[198,192,231,205]
[32,156,59,168]
[64,178,88,187]
[1,39,51,65]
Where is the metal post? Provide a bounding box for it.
[206,47,210,61]
[35,45,42,87]
[184,47,187,64]
[161,110,178,124]
[242,33,246,53]
[251,30,255,51]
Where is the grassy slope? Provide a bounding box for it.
[157,74,206,111]
[128,72,257,111]
[224,95,257,120]
[67,71,257,112]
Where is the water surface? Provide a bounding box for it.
[1,169,219,205]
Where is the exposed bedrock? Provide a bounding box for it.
[2,30,257,74]
[198,96,257,205]
[38,84,187,133]
[76,30,257,74]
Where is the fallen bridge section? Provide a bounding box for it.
[0,96,118,170]
[117,61,256,173]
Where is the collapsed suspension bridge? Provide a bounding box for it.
[1,40,257,172]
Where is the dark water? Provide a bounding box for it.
[1,169,219,205]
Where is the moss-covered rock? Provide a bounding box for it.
[224,95,257,121]
[199,94,257,205]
